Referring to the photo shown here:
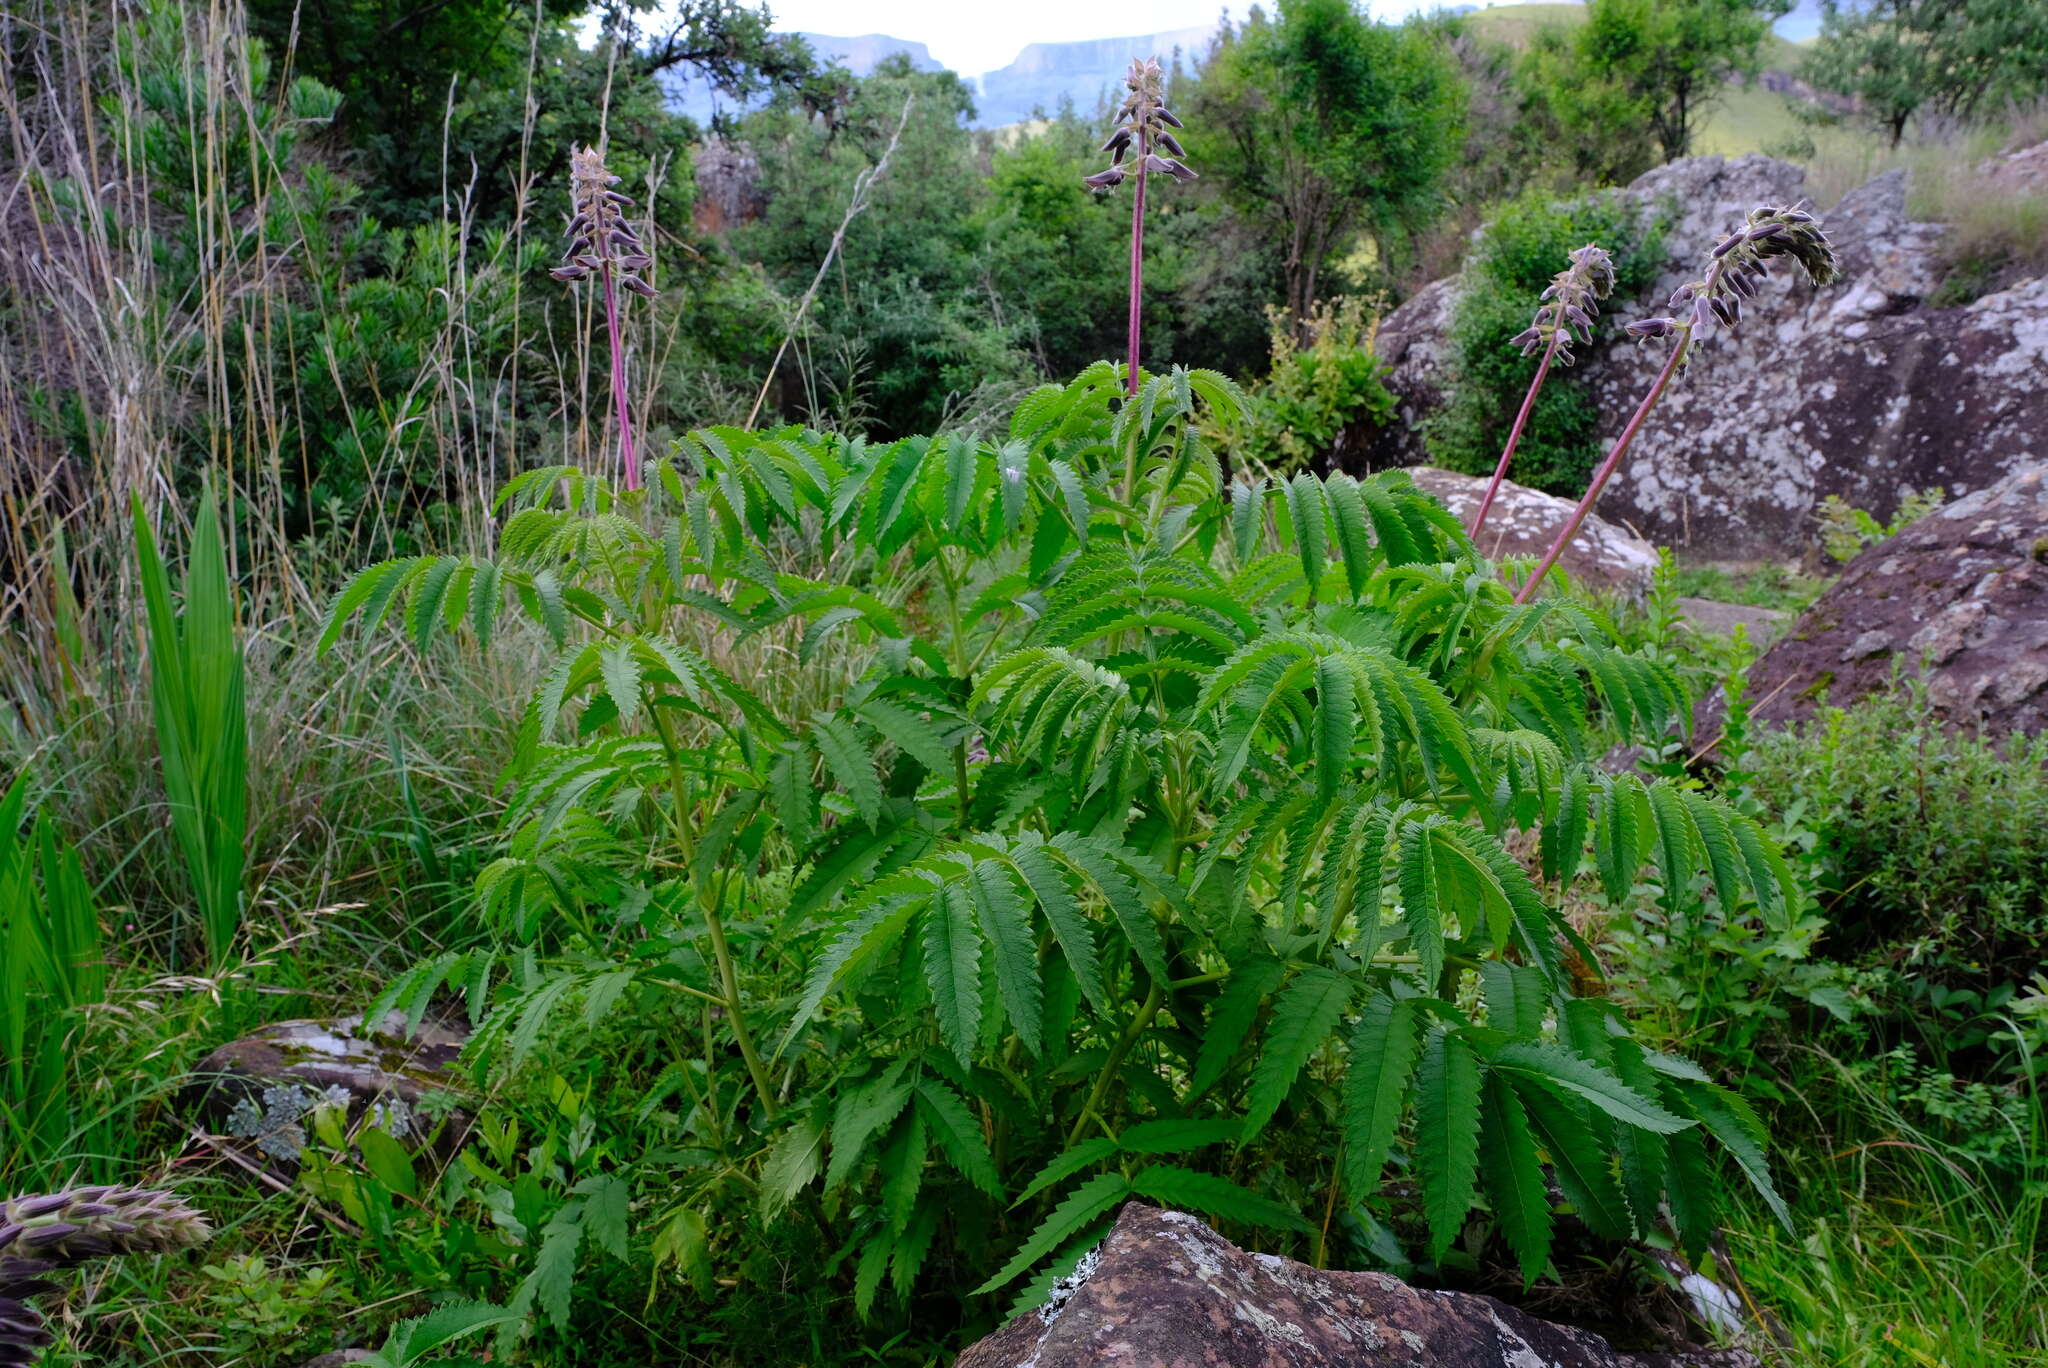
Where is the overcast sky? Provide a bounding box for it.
[756,2,1430,77]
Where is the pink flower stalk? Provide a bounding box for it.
[552,146,657,492]
[1471,243,1615,537]
[1516,207,1837,604]
[1086,58,1196,396]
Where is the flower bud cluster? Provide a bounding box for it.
[2,1187,212,1368]
[1625,205,1836,346]
[1508,243,1616,366]
[550,145,657,298]
[1084,58,1196,190]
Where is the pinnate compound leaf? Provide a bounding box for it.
[923,880,984,1067]
[1680,1080,1792,1231]
[760,1113,827,1218]
[1128,1165,1310,1233]
[1489,1042,1691,1135]
[1478,1072,1553,1285]
[1011,1137,1118,1208]
[1189,957,1286,1099]
[915,1077,1001,1198]
[972,859,1044,1055]
[812,712,883,827]
[1116,1118,1245,1155]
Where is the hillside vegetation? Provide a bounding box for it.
[2,0,2044,1365]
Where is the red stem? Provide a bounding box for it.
[1125,125,1148,397]
[1515,335,1690,604]
[1470,328,1562,537]
[600,262,640,492]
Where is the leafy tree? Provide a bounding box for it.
[243,0,815,225]
[737,57,1035,435]
[1189,0,1465,320]
[1803,0,2048,146]
[1520,0,1787,179]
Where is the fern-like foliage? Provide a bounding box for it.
[319,358,1800,1330]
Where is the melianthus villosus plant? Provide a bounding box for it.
[324,348,1802,1333]
[307,146,1818,1346]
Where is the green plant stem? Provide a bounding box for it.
[1124,122,1148,399]
[702,874,779,1121]
[1515,332,1692,604]
[1066,979,1163,1149]
[649,708,777,1120]
[1470,327,1562,538]
[954,741,972,834]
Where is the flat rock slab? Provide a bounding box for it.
[1741,464,2048,736]
[1676,597,1789,642]
[958,1204,1757,1368]
[186,1012,469,1167]
[1408,466,1660,601]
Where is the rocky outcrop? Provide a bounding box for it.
[958,1204,1758,1368]
[692,139,766,235]
[186,1013,469,1167]
[1371,155,2048,559]
[1409,466,1660,600]
[1980,140,2048,197]
[1737,464,2048,736]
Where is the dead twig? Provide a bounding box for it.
[746,92,914,429]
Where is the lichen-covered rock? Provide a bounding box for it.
[1370,156,2048,559]
[957,1204,1758,1368]
[1736,464,2048,736]
[1408,466,1660,600]
[185,1013,469,1167]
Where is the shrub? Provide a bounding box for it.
[1230,297,1397,474]
[1814,485,1944,564]
[1743,685,2048,1040]
[1427,191,1668,494]
[322,359,1802,1348]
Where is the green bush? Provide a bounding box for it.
[318,361,1803,1354]
[1427,191,1667,494]
[1230,298,1398,474]
[1745,686,2048,1047]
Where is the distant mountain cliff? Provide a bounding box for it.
[974,25,1217,126]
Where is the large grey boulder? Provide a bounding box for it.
[957,1204,1758,1368]
[1408,466,1660,600]
[1737,464,2048,736]
[1370,155,2048,559]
